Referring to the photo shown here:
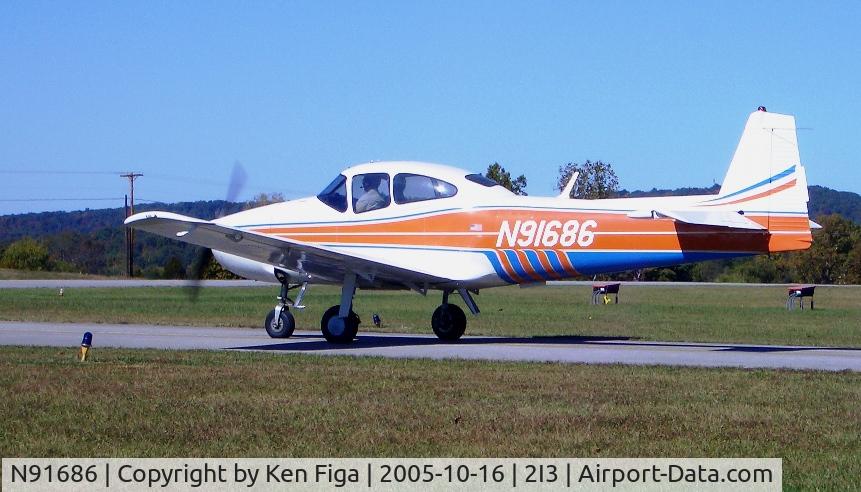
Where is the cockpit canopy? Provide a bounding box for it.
[317,167,482,213]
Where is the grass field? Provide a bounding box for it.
[0,283,859,347]
[1,284,859,489]
[0,347,858,490]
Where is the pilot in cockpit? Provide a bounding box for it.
[355,174,387,213]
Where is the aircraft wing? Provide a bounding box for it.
[626,209,766,230]
[124,211,452,288]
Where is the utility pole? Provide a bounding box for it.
[121,172,143,277]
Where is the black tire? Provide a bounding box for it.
[265,308,295,338]
[431,304,466,341]
[320,305,360,343]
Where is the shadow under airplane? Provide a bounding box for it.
[228,333,854,354]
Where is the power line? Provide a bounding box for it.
[0,197,125,202]
[0,170,124,175]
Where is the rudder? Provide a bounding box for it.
[709,108,813,251]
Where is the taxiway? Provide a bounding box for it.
[1,321,859,372]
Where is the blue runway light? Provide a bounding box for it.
[79,331,93,361]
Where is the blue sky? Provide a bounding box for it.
[1,1,859,215]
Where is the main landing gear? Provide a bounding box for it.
[431,288,479,341]
[320,272,360,343]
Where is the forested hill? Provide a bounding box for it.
[0,200,243,244]
[808,186,861,224]
[0,200,245,277]
[617,185,861,224]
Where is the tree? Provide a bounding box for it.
[846,239,861,284]
[556,160,619,199]
[43,231,107,274]
[788,214,860,284]
[485,162,527,196]
[244,192,286,210]
[163,255,186,279]
[0,237,52,271]
[201,254,240,280]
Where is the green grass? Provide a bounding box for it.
[0,284,859,347]
[0,347,858,490]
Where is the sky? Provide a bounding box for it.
[1,1,859,215]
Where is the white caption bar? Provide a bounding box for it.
[2,458,781,491]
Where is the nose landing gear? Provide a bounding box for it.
[264,271,307,339]
[265,307,295,338]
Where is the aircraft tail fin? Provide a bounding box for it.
[719,108,802,199]
[703,108,813,251]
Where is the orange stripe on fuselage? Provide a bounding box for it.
[513,249,544,281]
[552,249,579,275]
[249,208,808,255]
[495,250,526,283]
[534,250,562,280]
[704,179,797,207]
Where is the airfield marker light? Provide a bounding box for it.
[591,283,621,304]
[786,285,815,310]
[79,332,93,362]
[58,288,64,297]
[372,313,381,328]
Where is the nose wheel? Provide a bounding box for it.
[265,307,295,338]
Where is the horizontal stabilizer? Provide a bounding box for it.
[627,209,766,230]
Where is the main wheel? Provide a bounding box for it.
[265,308,295,338]
[431,304,466,341]
[320,305,360,343]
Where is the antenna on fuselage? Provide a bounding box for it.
[557,171,579,199]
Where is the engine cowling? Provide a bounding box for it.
[212,250,285,284]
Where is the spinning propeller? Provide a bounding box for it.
[186,162,247,301]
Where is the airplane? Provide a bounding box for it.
[126,108,817,343]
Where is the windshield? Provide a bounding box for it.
[316,174,348,212]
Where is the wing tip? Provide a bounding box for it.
[124,211,208,226]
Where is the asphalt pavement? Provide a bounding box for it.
[2,321,859,372]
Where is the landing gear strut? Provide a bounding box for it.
[264,271,307,339]
[320,272,360,343]
[431,288,479,341]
